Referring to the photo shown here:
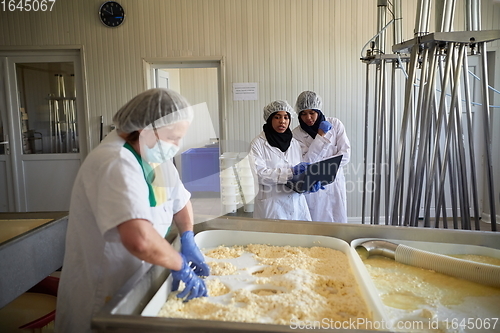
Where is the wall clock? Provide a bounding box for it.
[99,1,125,28]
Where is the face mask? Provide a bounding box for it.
[144,140,179,163]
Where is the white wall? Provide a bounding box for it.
[0,0,499,220]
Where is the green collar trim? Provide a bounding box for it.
[123,142,156,207]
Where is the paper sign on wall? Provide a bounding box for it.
[233,82,258,101]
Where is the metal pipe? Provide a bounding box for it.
[448,147,460,229]
[410,44,439,227]
[362,64,370,225]
[465,0,481,31]
[390,45,419,226]
[393,0,403,46]
[422,43,454,226]
[358,240,398,259]
[427,78,449,229]
[386,62,397,225]
[449,53,471,229]
[429,103,448,228]
[414,0,431,37]
[434,44,466,229]
[478,42,497,230]
[436,0,456,33]
[376,0,388,54]
[404,47,430,226]
[370,65,381,224]
[372,60,387,225]
[461,52,481,230]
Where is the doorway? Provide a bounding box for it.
[0,50,87,212]
[145,58,224,194]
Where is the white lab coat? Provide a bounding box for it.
[55,130,190,333]
[292,117,351,223]
[249,132,311,221]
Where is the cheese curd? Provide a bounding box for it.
[358,248,500,333]
[159,244,372,326]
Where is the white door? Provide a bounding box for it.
[156,69,169,89]
[0,51,87,212]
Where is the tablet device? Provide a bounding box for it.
[285,155,343,193]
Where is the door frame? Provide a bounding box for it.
[0,58,15,211]
[0,46,89,211]
[142,56,227,153]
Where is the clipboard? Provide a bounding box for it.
[285,155,343,193]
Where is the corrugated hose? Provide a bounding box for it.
[359,240,500,288]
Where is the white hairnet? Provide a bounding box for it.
[295,91,323,115]
[263,100,294,121]
[113,88,194,133]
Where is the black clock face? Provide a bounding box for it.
[99,1,125,27]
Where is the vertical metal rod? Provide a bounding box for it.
[370,63,381,224]
[429,101,448,228]
[362,63,370,224]
[404,47,430,226]
[422,43,454,225]
[436,0,456,33]
[386,62,397,225]
[414,0,431,36]
[434,44,466,228]
[377,0,388,54]
[465,0,472,31]
[465,0,481,31]
[55,74,62,153]
[429,81,449,229]
[372,61,385,224]
[478,42,497,230]
[410,44,439,227]
[60,75,71,154]
[48,96,54,153]
[449,52,471,229]
[449,53,466,228]
[390,45,419,225]
[71,74,78,152]
[393,0,403,45]
[461,52,481,230]
[370,65,381,223]
[451,123,469,229]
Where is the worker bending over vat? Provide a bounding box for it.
[56,89,209,333]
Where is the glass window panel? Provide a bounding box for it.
[15,62,79,154]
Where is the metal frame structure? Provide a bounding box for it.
[361,0,499,231]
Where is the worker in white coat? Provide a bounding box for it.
[292,91,351,223]
[249,100,319,221]
[55,89,209,333]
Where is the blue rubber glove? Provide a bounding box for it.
[292,162,310,175]
[319,121,332,133]
[308,181,326,193]
[180,231,210,277]
[171,254,208,301]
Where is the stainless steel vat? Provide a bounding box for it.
[92,216,500,333]
[0,212,68,308]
